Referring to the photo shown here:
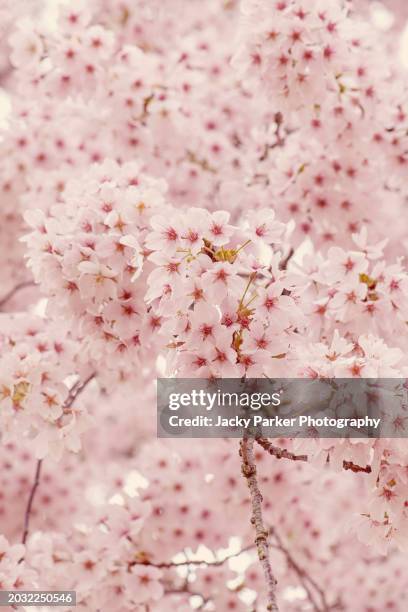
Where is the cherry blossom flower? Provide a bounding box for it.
[0,0,408,609]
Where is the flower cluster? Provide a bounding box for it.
[0,315,93,460]
[0,0,408,609]
[145,207,302,377]
[298,234,408,357]
[24,161,168,376]
[0,535,35,591]
[233,0,354,113]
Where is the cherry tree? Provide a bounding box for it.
[0,0,408,610]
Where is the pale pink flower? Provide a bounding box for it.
[207,211,234,246]
[125,566,164,604]
[9,23,43,68]
[247,209,286,244]
[77,261,117,303]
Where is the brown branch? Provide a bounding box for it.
[274,112,284,146]
[186,150,217,174]
[342,460,371,474]
[132,544,254,570]
[240,437,279,612]
[256,437,308,462]
[21,459,42,545]
[259,112,286,162]
[63,372,96,411]
[279,248,294,271]
[0,282,36,311]
[20,372,96,548]
[255,438,372,475]
[271,530,330,612]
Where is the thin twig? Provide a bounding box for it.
[255,438,372,475]
[271,530,330,612]
[240,437,279,612]
[259,112,286,162]
[64,372,96,410]
[256,437,308,462]
[342,460,371,474]
[132,544,254,570]
[0,281,36,310]
[21,459,42,545]
[20,372,96,548]
[279,248,294,271]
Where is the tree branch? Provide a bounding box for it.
[132,544,254,570]
[63,372,96,411]
[20,372,96,548]
[0,282,36,311]
[271,529,331,612]
[255,438,372,475]
[279,248,294,271]
[240,437,279,612]
[342,460,371,474]
[256,437,308,462]
[21,459,43,545]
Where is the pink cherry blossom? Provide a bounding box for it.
[0,0,407,610]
